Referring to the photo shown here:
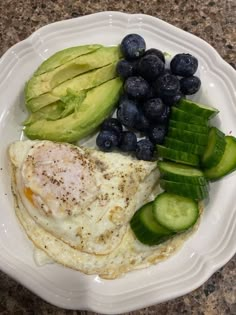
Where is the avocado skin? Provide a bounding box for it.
[25,46,121,101]
[24,78,123,143]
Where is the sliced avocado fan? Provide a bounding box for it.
[24,90,87,126]
[25,46,122,101]
[34,44,102,76]
[26,61,119,112]
[24,77,123,143]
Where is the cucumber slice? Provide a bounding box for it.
[158,161,207,185]
[130,202,174,245]
[164,137,205,155]
[168,127,208,146]
[157,145,200,166]
[169,120,209,134]
[171,107,208,126]
[153,192,199,232]
[160,179,208,200]
[201,127,226,168]
[204,136,236,180]
[177,98,219,119]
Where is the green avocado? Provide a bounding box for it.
[25,46,121,101]
[26,93,59,112]
[24,101,66,125]
[24,90,87,126]
[24,77,123,143]
[27,62,118,112]
[34,44,102,76]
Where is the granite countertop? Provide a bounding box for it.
[0,0,235,314]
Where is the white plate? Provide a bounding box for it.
[0,11,236,314]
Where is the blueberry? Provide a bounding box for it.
[120,34,146,60]
[124,76,150,100]
[161,92,183,106]
[154,73,180,97]
[145,48,165,64]
[146,85,157,99]
[163,68,172,75]
[119,131,137,152]
[156,105,171,124]
[119,93,130,103]
[116,59,137,79]
[170,53,198,77]
[135,109,150,132]
[180,76,201,95]
[117,98,140,129]
[96,130,119,152]
[143,98,165,121]
[149,125,167,144]
[136,138,154,161]
[101,118,123,141]
[137,54,165,81]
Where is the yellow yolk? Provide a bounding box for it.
[24,187,35,206]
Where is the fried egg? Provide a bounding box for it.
[9,140,159,255]
[13,188,200,279]
[9,140,201,278]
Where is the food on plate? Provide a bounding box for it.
[9,140,159,255]
[25,46,121,101]
[95,35,202,161]
[24,45,122,143]
[179,76,201,95]
[120,34,146,60]
[201,127,226,168]
[158,161,207,185]
[33,44,102,76]
[9,139,202,278]
[170,53,198,77]
[8,34,235,278]
[204,136,236,180]
[26,62,119,113]
[136,138,155,161]
[131,192,199,245]
[25,78,123,142]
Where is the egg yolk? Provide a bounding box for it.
[24,187,35,206]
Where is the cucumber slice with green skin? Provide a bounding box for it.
[153,192,199,232]
[201,127,226,169]
[168,127,208,146]
[130,202,174,245]
[204,136,236,180]
[160,179,208,200]
[177,98,219,119]
[169,120,209,134]
[164,137,205,155]
[171,107,208,126]
[157,145,200,166]
[158,161,207,185]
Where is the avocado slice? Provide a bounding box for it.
[24,77,123,143]
[34,44,102,76]
[24,101,66,125]
[25,46,121,101]
[24,90,87,125]
[26,93,59,112]
[27,62,118,112]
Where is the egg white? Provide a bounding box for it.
[12,181,200,279]
[9,140,202,278]
[9,140,159,255]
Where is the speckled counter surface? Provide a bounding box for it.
[0,1,235,314]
